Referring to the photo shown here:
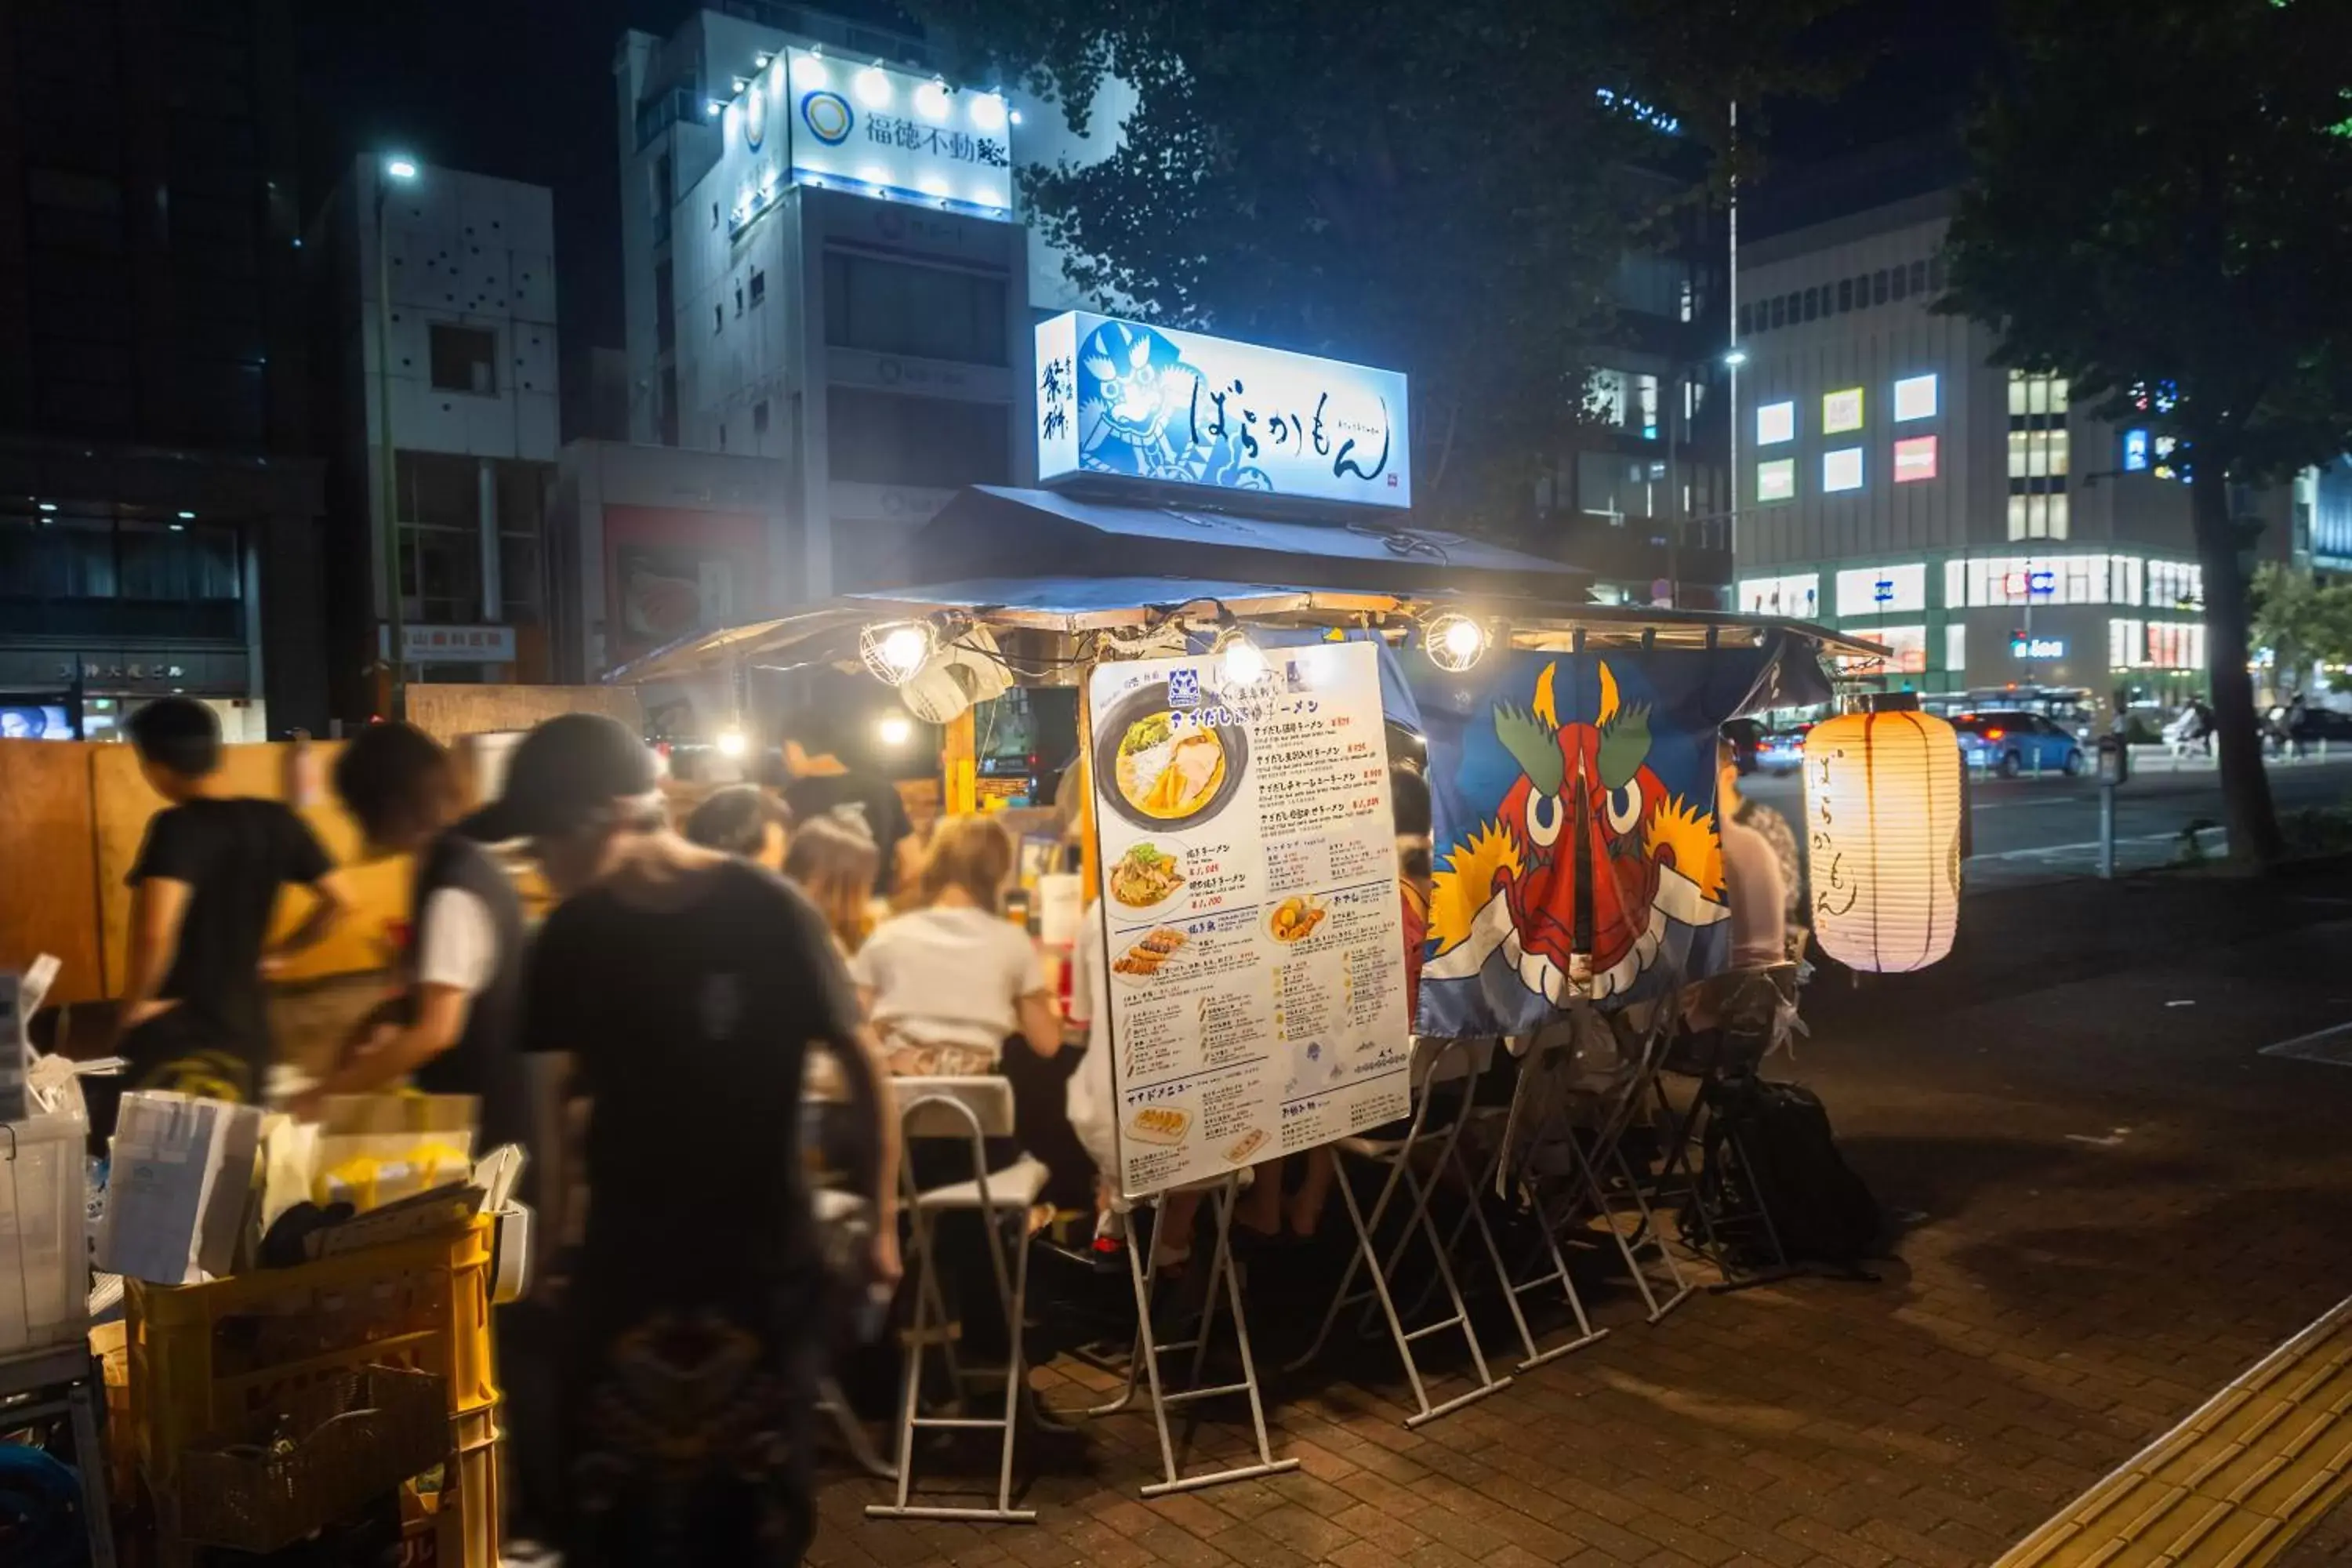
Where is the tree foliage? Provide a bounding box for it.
[1939,0,2352,868]
[913,0,1852,529]
[2250,564,2352,693]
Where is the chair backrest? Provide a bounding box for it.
[894,1075,1016,1141]
[1411,1035,1494,1090]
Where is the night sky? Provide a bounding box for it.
[291,0,2003,386]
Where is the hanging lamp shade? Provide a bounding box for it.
[1801,710,1963,972]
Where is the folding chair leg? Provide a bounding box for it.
[994,1215,1033,1518]
[1564,1136,1690,1324]
[819,1374,896,1480]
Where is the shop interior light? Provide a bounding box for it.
[1214,626,1269,686]
[36,502,56,513]
[860,620,938,686]
[970,91,1007,130]
[1425,612,1490,673]
[855,65,891,107]
[176,510,196,520]
[877,713,915,747]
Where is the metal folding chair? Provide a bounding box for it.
[1286,1037,1515,1426]
[1650,964,1800,1287]
[866,1077,1051,1524]
[1078,1172,1300,1496]
[1416,1028,1610,1370]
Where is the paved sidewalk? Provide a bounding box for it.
[813,866,2352,1568]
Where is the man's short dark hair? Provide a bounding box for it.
[125,696,222,779]
[332,721,449,840]
[684,784,786,859]
[1389,763,1433,840]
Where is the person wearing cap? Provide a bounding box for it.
[474,713,900,1568]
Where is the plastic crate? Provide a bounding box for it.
[0,1112,89,1355]
[413,1398,503,1568]
[125,1217,497,1494]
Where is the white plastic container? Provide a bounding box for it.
[0,1112,89,1356]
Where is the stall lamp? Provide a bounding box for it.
[1215,626,1269,686]
[859,619,938,686]
[716,725,749,759]
[877,713,915,747]
[1425,612,1490,673]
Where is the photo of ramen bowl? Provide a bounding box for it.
[1094,681,1250,831]
[1108,837,1189,914]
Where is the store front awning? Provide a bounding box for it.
[890,486,1588,597]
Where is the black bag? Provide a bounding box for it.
[1704,1077,1881,1266]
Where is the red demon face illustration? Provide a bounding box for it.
[1492,697,1671,992]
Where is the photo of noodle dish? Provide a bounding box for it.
[1093,681,1249,830]
[1108,838,1189,913]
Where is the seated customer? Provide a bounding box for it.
[851,815,1060,1078]
[782,815,882,959]
[682,783,790,872]
[1682,739,1789,1035]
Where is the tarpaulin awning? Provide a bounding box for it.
[894,486,1588,597]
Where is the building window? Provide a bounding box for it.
[1737,303,1752,337]
[2110,618,2142,668]
[1756,458,1796,503]
[753,398,770,435]
[1835,278,1853,312]
[1823,387,1864,434]
[826,387,1011,488]
[1737,572,1819,616]
[1908,260,1929,296]
[2149,559,2204,610]
[1784,291,1800,323]
[2147,622,2205,670]
[1946,623,1967,673]
[2008,427,2071,481]
[1767,296,1785,329]
[1836,563,1927,616]
[1891,265,1910,302]
[1756,400,1795,445]
[427,325,497,395]
[1802,287,1819,321]
[735,282,744,317]
[2005,492,2069,540]
[1679,278,1694,322]
[1928,254,1947,292]
[1872,270,1889,304]
[1869,626,1929,674]
[1822,447,1864,493]
[1893,435,1938,482]
[1893,374,1938,422]
[750,268,766,307]
[822,250,1008,365]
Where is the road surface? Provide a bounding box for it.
[1742,750,2352,889]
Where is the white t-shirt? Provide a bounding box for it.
[1718,815,1789,971]
[1064,913,1116,1178]
[848,906,1047,1054]
[415,887,496,996]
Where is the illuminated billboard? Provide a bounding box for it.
[1035,311,1410,509]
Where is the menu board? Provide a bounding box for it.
[1087,641,1412,1199]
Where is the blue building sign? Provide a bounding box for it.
[1035,311,1411,510]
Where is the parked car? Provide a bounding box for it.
[2287,706,2352,746]
[1955,711,2085,776]
[1754,727,1809,774]
[1722,718,1765,774]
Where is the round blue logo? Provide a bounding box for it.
[800,89,853,146]
[745,77,769,151]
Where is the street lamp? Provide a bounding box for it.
[1722,348,1748,368]
[376,154,418,718]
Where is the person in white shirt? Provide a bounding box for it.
[851,815,1062,1078]
[1716,739,1792,970]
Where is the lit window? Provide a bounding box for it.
[1893,435,1938,482]
[1944,559,1965,609]
[1755,401,1795,445]
[1946,623,1967,673]
[1893,375,1938,421]
[1823,447,1864,492]
[2047,492,2069,539]
[2124,429,2151,471]
[2051,377,2071,412]
[1874,626,1929,673]
[2049,428,2070,477]
[1737,572,1819,615]
[1824,388,1864,434]
[1756,458,1796,502]
[1836,564,1926,616]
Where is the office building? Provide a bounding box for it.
[0,0,326,739]
[1730,177,2288,703]
[308,157,560,718]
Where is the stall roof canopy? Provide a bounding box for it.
[608,572,1892,688]
[896,487,1587,595]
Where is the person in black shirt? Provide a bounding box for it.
[114,697,352,1110]
[775,705,911,897]
[682,782,791,871]
[299,723,526,1138]
[467,713,900,1568]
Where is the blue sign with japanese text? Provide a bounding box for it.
[1036,310,1411,510]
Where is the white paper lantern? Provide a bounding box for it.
[1801,710,1963,972]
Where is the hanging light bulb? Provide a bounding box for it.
[858,620,938,686]
[716,724,749,758]
[1425,612,1490,673]
[1215,626,1269,686]
[876,713,914,747]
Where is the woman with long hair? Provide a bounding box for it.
[782,815,882,956]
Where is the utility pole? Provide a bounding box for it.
[376,154,419,718]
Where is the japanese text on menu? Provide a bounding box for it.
[1087,641,1411,1199]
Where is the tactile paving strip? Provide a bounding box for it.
[1997,1296,2352,1568]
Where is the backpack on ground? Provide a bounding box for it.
[1700,1076,1882,1267]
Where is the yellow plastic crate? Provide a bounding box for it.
[125,1217,498,1494]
